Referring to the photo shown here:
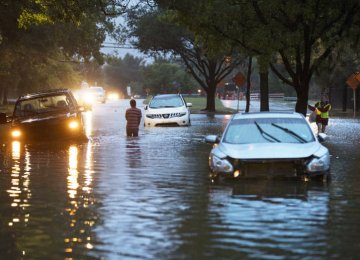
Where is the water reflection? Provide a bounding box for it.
[126,138,142,169]
[64,142,97,257]
[8,141,32,228]
[207,180,330,258]
[67,145,79,199]
[1,102,360,259]
[83,111,93,137]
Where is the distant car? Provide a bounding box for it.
[205,112,330,181]
[89,86,106,104]
[144,94,192,127]
[0,89,87,141]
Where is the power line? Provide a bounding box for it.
[101,45,137,49]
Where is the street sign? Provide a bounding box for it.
[233,72,246,86]
[346,73,360,89]
[346,72,359,117]
[355,72,360,82]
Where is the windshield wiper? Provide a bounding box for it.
[254,121,280,143]
[271,123,307,143]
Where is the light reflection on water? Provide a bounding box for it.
[0,102,360,259]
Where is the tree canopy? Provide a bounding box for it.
[127,7,245,111]
[0,0,116,103]
[155,0,360,115]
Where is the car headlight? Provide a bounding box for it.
[306,154,330,172]
[69,121,79,129]
[11,129,22,138]
[210,154,233,173]
[170,112,186,118]
[146,114,161,119]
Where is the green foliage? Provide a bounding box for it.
[103,54,146,94]
[143,58,199,95]
[126,7,246,111]
[0,0,113,102]
[155,0,360,114]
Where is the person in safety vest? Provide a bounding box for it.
[308,100,331,134]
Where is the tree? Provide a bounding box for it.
[0,0,113,104]
[103,54,146,95]
[155,0,360,115]
[143,58,199,94]
[127,8,245,112]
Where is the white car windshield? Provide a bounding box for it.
[223,117,315,144]
[149,95,184,108]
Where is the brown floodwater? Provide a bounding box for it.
[0,100,360,259]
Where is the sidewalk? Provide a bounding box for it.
[221,99,295,112]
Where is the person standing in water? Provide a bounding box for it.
[125,99,142,137]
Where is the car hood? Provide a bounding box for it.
[14,112,73,124]
[146,106,188,113]
[215,142,323,160]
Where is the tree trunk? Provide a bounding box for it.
[259,70,269,111]
[295,84,309,116]
[206,82,217,112]
[245,56,252,113]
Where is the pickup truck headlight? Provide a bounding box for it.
[11,129,22,138]
[306,154,330,172]
[69,120,79,129]
[210,154,233,173]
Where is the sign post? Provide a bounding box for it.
[233,72,246,113]
[346,73,360,117]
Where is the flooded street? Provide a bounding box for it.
[1,100,360,259]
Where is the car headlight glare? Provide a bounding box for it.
[84,93,94,103]
[11,130,21,138]
[210,154,233,173]
[69,121,79,129]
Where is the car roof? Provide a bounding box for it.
[18,89,72,101]
[232,111,304,120]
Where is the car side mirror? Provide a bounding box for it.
[186,102,192,107]
[144,105,148,110]
[0,113,7,124]
[205,135,220,144]
[317,133,328,142]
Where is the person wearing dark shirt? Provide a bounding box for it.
[125,99,142,137]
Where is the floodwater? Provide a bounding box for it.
[0,100,360,259]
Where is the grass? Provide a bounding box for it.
[143,96,236,114]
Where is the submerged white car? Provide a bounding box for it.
[205,112,330,181]
[144,94,192,127]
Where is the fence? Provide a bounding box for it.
[250,93,285,100]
